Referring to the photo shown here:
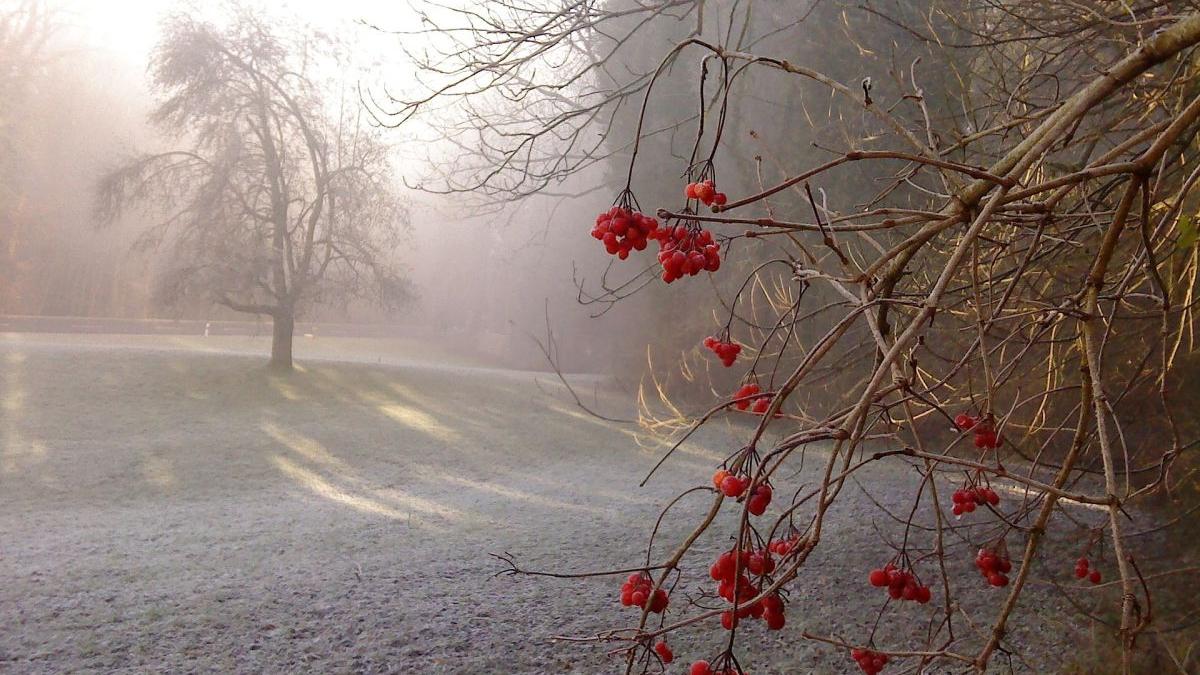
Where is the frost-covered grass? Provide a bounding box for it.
[0,334,1081,673]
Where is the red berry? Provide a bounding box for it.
[764,610,785,630]
[761,594,784,615]
[955,413,976,430]
[654,641,673,664]
[747,484,771,515]
[1089,569,1102,584]
[690,661,712,675]
[868,569,888,587]
[648,588,669,613]
[720,475,748,498]
[720,610,736,630]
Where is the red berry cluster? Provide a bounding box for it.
[768,537,799,557]
[709,550,786,631]
[712,471,772,515]
[951,486,999,516]
[851,648,890,675]
[733,382,762,410]
[688,661,741,675]
[592,206,659,260]
[954,413,1002,449]
[685,179,727,207]
[975,548,1012,587]
[1074,556,1102,584]
[703,335,742,366]
[655,224,721,282]
[653,640,673,664]
[867,562,931,604]
[619,572,669,613]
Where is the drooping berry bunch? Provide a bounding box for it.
[591,205,659,260]
[703,335,742,366]
[619,572,669,612]
[954,413,1002,449]
[653,640,673,664]
[685,179,728,207]
[654,222,721,282]
[951,485,999,516]
[1074,556,1102,584]
[975,547,1012,587]
[708,550,787,631]
[851,648,890,675]
[733,382,762,410]
[867,561,932,604]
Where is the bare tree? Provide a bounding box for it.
[99,6,408,370]
[383,2,1200,673]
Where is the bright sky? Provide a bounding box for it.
[55,0,482,218]
[66,0,420,71]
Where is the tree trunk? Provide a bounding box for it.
[269,309,294,371]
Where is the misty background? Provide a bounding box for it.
[0,0,922,380]
[0,0,644,374]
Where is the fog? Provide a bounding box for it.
[1,0,647,375]
[3,0,890,381]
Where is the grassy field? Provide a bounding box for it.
[0,334,1087,673]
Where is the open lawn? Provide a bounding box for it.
[0,335,1092,673]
